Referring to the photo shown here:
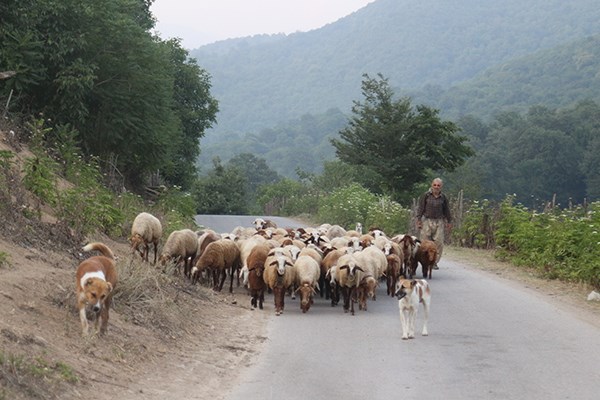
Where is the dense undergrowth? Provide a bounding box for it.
[453,195,600,288]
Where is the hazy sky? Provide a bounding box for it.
[151,0,376,49]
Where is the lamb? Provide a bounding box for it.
[191,239,241,292]
[129,212,162,264]
[159,229,198,277]
[245,243,270,309]
[263,253,295,316]
[293,255,321,313]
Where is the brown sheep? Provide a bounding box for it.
[246,243,270,309]
[385,254,402,296]
[412,239,438,279]
[191,239,241,292]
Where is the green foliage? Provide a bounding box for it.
[457,195,600,287]
[317,183,410,235]
[191,0,600,135]
[0,0,217,190]
[331,74,473,203]
[193,158,248,215]
[155,187,197,234]
[453,199,496,249]
[256,178,317,216]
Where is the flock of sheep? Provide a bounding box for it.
[129,213,438,316]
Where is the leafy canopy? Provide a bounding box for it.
[331,74,473,203]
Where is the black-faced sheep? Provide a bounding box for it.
[191,239,241,292]
[293,255,321,313]
[129,212,162,264]
[159,229,198,277]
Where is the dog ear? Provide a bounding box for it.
[85,278,93,287]
[106,282,113,292]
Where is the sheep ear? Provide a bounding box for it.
[355,266,364,272]
[285,261,293,267]
[269,260,277,266]
[339,265,349,271]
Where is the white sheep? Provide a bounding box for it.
[354,246,388,309]
[325,224,347,240]
[335,253,366,315]
[263,253,295,316]
[159,229,198,277]
[293,255,321,313]
[129,212,162,264]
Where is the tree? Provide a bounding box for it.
[193,158,247,214]
[226,153,280,212]
[331,74,473,203]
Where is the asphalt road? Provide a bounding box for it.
[225,258,600,400]
[194,215,308,233]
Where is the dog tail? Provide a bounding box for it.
[83,242,115,260]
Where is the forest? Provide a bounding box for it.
[1,0,599,214]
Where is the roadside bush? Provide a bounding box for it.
[318,183,410,235]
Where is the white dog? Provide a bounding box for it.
[395,278,430,340]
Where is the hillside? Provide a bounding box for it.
[192,0,600,134]
[0,122,267,400]
[413,34,600,121]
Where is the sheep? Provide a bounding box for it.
[325,224,347,240]
[239,235,268,287]
[321,247,349,306]
[159,229,198,277]
[293,255,321,313]
[191,239,241,292]
[129,212,162,264]
[354,246,387,310]
[335,253,366,315]
[253,218,278,230]
[263,253,295,316]
[392,234,420,278]
[412,239,438,279]
[245,243,271,309]
[359,234,375,249]
[385,253,402,297]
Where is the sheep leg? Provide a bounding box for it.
[152,242,158,265]
[217,269,227,292]
[341,287,350,313]
[258,290,264,310]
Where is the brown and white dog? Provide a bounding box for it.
[395,277,430,340]
[76,242,118,336]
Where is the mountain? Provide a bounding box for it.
[192,0,600,135]
[411,35,600,121]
